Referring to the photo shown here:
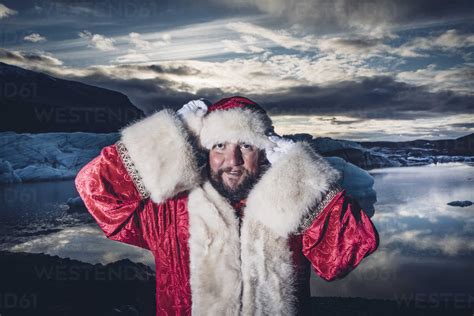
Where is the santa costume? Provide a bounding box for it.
[75,96,379,315]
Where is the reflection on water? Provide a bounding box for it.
[2,163,473,302]
[311,162,474,301]
[0,180,94,249]
[0,180,155,268]
[9,224,154,269]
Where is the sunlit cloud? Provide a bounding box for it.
[0,3,17,19]
[397,64,474,95]
[24,33,46,43]
[0,48,63,66]
[226,21,313,50]
[272,114,474,141]
[401,29,474,53]
[78,30,117,51]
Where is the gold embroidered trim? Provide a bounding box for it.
[115,140,150,199]
[296,185,342,234]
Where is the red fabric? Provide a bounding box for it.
[302,191,379,281]
[208,96,263,112]
[75,145,192,315]
[75,144,379,315]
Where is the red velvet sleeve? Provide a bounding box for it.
[302,190,379,281]
[75,144,151,250]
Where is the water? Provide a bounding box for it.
[0,180,153,267]
[310,162,474,302]
[1,163,473,301]
[0,180,94,248]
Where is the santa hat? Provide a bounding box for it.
[182,96,275,149]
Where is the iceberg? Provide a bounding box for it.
[447,200,473,207]
[326,157,377,215]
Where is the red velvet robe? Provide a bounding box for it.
[75,144,379,315]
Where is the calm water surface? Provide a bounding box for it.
[311,162,474,302]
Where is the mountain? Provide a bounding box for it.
[287,133,474,170]
[0,62,144,132]
[359,133,474,156]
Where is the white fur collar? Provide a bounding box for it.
[246,142,340,237]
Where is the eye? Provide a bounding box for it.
[240,143,254,151]
[213,143,225,150]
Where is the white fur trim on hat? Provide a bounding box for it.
[199,108,273,149]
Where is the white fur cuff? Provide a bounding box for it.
[120,109,201,203]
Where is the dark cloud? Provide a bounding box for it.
[246,76,474,119]
[121,64,201,76]
[68,73,474,120]
[0,48,62,66]
[449,122,474,129]
[73,72,196,114]
[220,0,474,31]
[4,0,250,21]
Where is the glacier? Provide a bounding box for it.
[0,132,119,184]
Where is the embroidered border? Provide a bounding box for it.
[296,185,342,234]
[115,140,150,199]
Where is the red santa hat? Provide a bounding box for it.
[183,96,275,150]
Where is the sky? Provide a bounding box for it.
[0,0,473,141]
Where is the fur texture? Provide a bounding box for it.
[188,182,242,315]
[120,109,201,203]
[199,108,273,149]
[187,143,340,314]
[246,142,341,237]
[240,219,296,315]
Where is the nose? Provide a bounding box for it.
[225,145,244,167]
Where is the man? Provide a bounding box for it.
[75,96,379,315]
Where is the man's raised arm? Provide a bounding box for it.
[75,108,201,249]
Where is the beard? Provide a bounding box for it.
[209,166,260,203]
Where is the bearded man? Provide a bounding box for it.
[75,96,379,315]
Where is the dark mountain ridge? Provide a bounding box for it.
[0,62,144,132]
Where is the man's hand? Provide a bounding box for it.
[265,135,296,164]
[177,99,209,118]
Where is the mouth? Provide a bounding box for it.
[224,170,243,178]
[222,167,246,179]
[227,169,243,175]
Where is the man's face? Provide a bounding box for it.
[208,142,261,201]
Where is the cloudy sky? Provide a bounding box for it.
[0,0,473,141]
